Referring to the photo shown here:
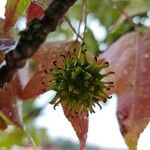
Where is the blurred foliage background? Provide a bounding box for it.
[0,0,150,149]
[49,0,150,55]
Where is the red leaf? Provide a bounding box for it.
[62,103,88,150]
[0,19,17,39]
[27,2,44,22]
[98,31,150,149]
[26,0,58,22]
[0,77,23,129]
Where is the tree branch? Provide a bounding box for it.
[0,0,77,88]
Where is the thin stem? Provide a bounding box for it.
[82,0,88,41]
[64,16,83,41]
[77,0,84,41]
[107,0,139,32]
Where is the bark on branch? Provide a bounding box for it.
[0,0,77,88]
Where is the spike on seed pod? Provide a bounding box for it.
[60,54,66,60]
[94,56,97,62]
[108,96,112,99]
[43,89,47,92]
[103,100,107,103]
[67,52,71,58]
[44,69,47,73]
[53,61,57,66]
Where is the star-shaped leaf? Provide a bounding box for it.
[98,30,150,150]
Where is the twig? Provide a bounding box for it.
[64,16,83,41]
[0,0,77,88]
[82,0,88,41]
[107,0,139,32]
[77,0,85,41]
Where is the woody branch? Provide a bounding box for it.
[0,0,77,88]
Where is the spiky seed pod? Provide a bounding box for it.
[43,46,114,113]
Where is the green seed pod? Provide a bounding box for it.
[43,45,114,113]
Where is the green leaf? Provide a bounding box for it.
[0,127,25,148]
[84,28,99,55]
